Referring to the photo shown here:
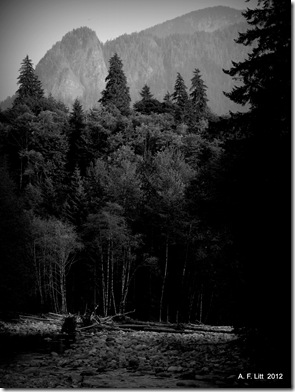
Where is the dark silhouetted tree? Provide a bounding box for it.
[190,68,208,117]
[172,73,189,123]
[134,85,162,115]
[99,53,131,116]
[221,0,291,378]
[13,55,44,111]
[67,99,87,174]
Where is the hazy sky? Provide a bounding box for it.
[0,0,258,101]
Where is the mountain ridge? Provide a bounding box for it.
[2,7,250,115]
[143,6,244,37]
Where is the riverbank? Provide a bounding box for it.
[0,318,290,388]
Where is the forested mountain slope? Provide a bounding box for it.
[31,7,250,115]
[143,6,244,37]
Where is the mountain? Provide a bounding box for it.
[35,27,107,109]
[3,7,251,115]
[143,6,244,37]
[103,21,249,115]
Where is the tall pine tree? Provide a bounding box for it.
[14,55,44,109]
[134,85,162,114]
[222,0,291,380]
[223,0,290,136]
[172,73,189,123]
[99,53,131,116]
[189,68,208,117]
[67,99,87,175]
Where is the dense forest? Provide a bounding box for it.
[0,0,290,362]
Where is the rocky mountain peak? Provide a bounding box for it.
[35,27,107,109]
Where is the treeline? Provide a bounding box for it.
[0,0,290,339]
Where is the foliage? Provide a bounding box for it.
[188,68,209,126]
[0,162,34,311]
[30,215,82,313]
[99,53,131,116]
[134,86,163,115]
[13,56,44,113]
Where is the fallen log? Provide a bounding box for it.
[115,323,234,334]
[47,312,64,319]
[20,315,50,322]
[20,316,62,324]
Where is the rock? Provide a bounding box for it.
[22,367,40,374]
[157,372,171,378]
[50,351,59,357]
[96,365,106,372]
[109,359,118,369]
[178,371,196,380]
[82,377,108,388]
[199,366,209,374]
[167,365,183,373]
[128,358,139,369]
[154,366,165,374]
[195,374,214,381]
[80,369,97,376]
[176,380,200,387]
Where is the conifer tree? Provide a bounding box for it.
[140,84,153,101]
[68,99,86,174]
[222,0,290,372]
[162,91,175,114]
[172,73,188,108]
[99,53,131,116]
[172,73,189,123]
[223,0,290,135]
[134,85,162,114]
[14,55,44,107]
[163,91,173,103]
[189,68,208,117]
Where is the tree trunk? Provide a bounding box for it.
[106,239,110,316]
[110,242,117,314]
[199,291,203,324]
[60,267,67,314]
[176,224,192,323]
[159,235,169,322]
[100,252,106,316]
[188,290,195,324]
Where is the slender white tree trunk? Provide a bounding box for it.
[159,235,169,322]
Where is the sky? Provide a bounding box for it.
[0,0,258,102]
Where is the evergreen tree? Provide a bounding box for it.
[189,68,208,117]
[63,165,87,228]
[161,91,175,114]
[134,85,162,115]
[99,53,131,116]
[223,0,290,136]
[172,73,189,123]
[221,0,290,379]
[140,85,153,101]
[14,55,44,109]
[163,91,173,103]
[67,99,86,174]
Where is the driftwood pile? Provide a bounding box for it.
[18,311,234,335]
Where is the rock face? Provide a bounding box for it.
[35,27,107,109]
[34,7,251,114]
